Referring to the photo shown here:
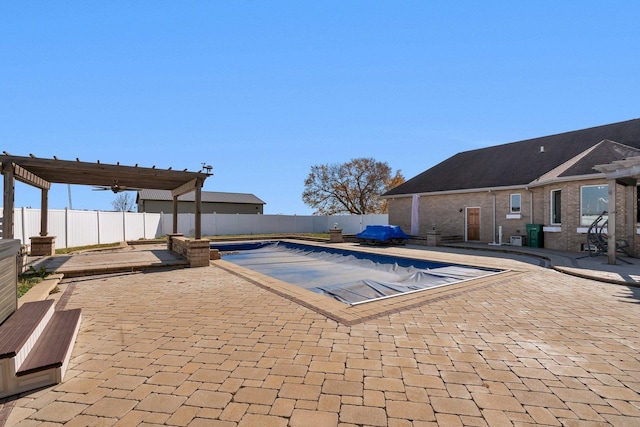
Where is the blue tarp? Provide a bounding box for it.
[356,225,410,244]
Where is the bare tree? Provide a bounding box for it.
[302,158,405,215]
[112,192,136,212]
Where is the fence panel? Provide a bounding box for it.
[2,209,388,247]
[124,212,145,241]
[48,210,68,248]
[144,213,163,239]
[95,211,124,245]
[67,210,99,248]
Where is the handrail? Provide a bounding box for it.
[586,210,631,258]
[586,211,608,257]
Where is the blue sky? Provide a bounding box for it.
[2,1,639,215]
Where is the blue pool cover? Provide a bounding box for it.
[215,241,502,305]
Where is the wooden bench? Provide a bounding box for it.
[440,235,464,243]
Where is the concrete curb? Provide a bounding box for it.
[18,273,63,308]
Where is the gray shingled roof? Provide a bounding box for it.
[137,189,265,205]
[559,140,640,177]
[384,118,640,196]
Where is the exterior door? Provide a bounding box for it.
[466,207,480,241]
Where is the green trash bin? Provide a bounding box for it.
[526,224,544,248]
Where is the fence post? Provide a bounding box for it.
[21,207,26,245]
[97,210,101,244]
[64,207,70,248]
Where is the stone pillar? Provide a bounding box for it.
[186,239,211,267]
[426,230,441,246]
[329,229,343,243]
[30,236,56,256]
[166,233,184,251]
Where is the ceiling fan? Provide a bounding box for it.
[93,180,140,193]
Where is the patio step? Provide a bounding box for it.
[0,300,54,365]
[0,300,81,399]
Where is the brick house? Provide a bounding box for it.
[382,119,640,256]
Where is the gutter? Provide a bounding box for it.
[384,173,607,199]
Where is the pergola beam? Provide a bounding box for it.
[14,164,51,190]
[171,178,198,198]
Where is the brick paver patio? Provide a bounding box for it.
[2,244,639,426]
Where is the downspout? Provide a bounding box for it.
[491,190,496,244]
[528,187,533,224]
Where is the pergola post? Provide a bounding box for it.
[172,196,178,234]
[625,184,636,257]
[40,188,49,236]
[2,161,15,239]
[195,178,203,239]
[607,179,616,265]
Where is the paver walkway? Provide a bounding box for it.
[2,244,640,426]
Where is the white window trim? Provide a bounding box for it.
[506,214,521,219]
[510,193,521,214]
[580,184,608,227]
[550,188,561,225]
[577,227,607,234]
[543,226,561,233]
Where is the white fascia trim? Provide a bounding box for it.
[381,184,530,199]
[527,173,605,188]
[383,172,611,199]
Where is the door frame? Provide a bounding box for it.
[465,206,481,241]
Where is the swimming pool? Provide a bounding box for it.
[213,241,504,305]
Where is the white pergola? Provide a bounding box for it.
[594,157,640,264]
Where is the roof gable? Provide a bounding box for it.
[531,140,640,185]
[560,140,640,177]
[385,118,640,196]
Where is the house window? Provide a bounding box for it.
[510,194,521,213]
[580,185,608,226]
[551,189,561,224]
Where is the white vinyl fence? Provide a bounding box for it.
[3,208,388,248]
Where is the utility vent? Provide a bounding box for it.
[540,145,545,153]
[510,236,523,246]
